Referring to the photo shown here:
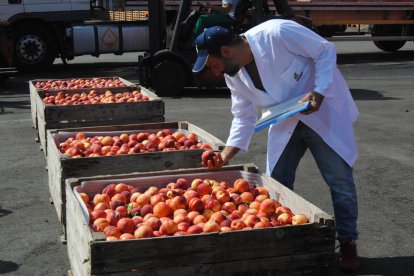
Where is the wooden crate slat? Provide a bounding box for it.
[42,101,163,122]
[29,81,38,129]
[73,252,334,275]
[209,225,335,262]
[103,251,333,276]
[65,164,258,184]
[60,150,203,178]
[47,130,65,222]
[91,234,217,274]
[66,180,94,276]
[53,121,182,134]
[90,225,334,274]
[44,116,166,130]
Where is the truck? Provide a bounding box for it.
[0,0,164,72]
[289,0,414,52]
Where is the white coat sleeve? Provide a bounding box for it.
[278,21,337,97]
[225,85,257,152]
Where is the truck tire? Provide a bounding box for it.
[151,59,187,96]
[373,40,406,52]
[371,24,406,52]
[13,24,57,71]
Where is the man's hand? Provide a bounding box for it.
[300,91,324,115]
[220,146,240,166]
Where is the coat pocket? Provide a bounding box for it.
[280,59,305,89]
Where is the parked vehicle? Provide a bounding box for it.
[289,0,414,52]
[0,0,155,72]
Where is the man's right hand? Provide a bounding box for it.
[220,146,240,166]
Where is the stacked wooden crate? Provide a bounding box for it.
[29,77,164,155]
[46,121,225,236]
[109,10,148,21]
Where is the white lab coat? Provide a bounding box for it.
[224,19,359,174]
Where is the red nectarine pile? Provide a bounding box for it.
[42,90,149,105]
[81,177,309,241]
[58,130,213,158]
[35,78,127,90]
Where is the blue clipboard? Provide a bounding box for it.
[254,95,311,132]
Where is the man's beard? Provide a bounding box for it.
[223,56,241,77]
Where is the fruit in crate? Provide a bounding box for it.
[292,214,309,225]
[35,78,127,90]
[42,89,149,105]
[57,130,213,158]
[83,176,310,240]
[201,150,223,169]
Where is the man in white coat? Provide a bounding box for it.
[192,20,360,272]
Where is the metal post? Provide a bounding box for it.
[170,0,192,52]
[148,0,165,56]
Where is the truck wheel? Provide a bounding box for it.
[373,40,406,52]
[13,25,57,71]
[371,24,406,52]
[151,59,186,96]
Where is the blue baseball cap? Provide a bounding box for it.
[192,26,235,73]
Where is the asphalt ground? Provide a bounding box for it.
[0,41,413,275]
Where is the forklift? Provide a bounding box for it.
[138,0,311,96]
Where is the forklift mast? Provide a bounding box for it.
[148,0,167,55]
[138,0,309,96]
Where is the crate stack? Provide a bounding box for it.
[109,10,148,21]
[29,77,164,155]
[29,77,336,276]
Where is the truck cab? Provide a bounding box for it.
[0,0,151,71]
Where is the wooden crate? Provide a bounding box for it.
[65,165,336,276]
[109,10,148,21]
[32,80,165,156]
[29,77,133,131]
[47,121,225,231]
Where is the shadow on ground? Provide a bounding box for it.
[0,208,12,217]
[0,260,19,274]
[350,89,400,101]
[337,50,414,65]
[0,100,30,113]
[330,256,414,276]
